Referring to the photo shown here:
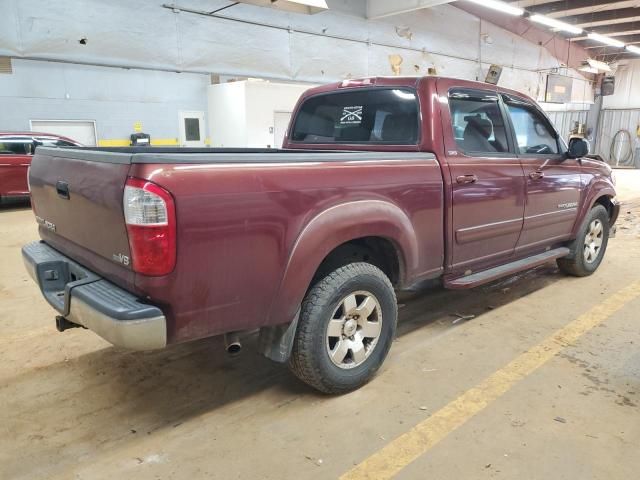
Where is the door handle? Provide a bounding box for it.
[529,171,545,180]
[56,181,70,199]
[456,174,478,185]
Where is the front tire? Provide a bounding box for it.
[289,263,397,394]
[557,204,610,277]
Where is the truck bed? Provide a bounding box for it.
[28,146,444,344]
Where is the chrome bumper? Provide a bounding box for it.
[22,241,166,350]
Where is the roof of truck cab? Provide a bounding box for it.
[299,76,536,103]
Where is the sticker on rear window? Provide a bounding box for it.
[340,106,363,125]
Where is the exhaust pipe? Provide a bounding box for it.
[55,315,82,332]
[224,332,242,355]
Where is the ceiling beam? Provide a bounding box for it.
[576,20,640,35]
[573,27,640,41]
[577,45,639,61]
[598,52,639,60]
[561,7,640,28]
[576,15,640,29]
[366,0,454,19]
[454,2,591,71]
[524,0,639,19]
[585,39,640,48]
[574,32,640,44]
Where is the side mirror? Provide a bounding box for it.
[567,137,589,159]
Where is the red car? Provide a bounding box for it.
[0,132,81,203]
[23,77,618,393]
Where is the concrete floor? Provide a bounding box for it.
[1,171,639,480]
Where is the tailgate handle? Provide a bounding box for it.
[56,181,70,199]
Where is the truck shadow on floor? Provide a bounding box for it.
[0,199,30,211]
[1,263,571,478]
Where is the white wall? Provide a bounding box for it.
[207,81,311,147]
[0,58,208,144]
[207,82,248,147]
[244,82,312,147]
[1,0,598,144]
[0,0,592,103]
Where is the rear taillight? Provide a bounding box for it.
[124,177,176,276]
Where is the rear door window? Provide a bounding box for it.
[291,88,419,144]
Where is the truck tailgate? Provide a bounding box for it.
[28,148,135,288]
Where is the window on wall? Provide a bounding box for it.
[449,91,509,155]
[184,118,201,141]
[504,98,559,155]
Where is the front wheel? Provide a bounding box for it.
[289,262,397,394]
[557,204,610,277]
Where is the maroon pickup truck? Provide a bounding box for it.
[23,76,619,393]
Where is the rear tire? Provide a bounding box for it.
[289,262,397,394]
[557,204,610,277]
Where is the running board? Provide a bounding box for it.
[445,247,570,290]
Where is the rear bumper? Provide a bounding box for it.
[22,241,167,350]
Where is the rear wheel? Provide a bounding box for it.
[289,262,397,394]
[557,204,610,277]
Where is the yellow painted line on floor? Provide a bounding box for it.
[341,281,640,480]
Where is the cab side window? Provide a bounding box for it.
[504,100,559,155]
[449,92,509,155]
[0,139,32,155]
[34,138,77,148]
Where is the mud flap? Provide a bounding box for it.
[257,310,300,363]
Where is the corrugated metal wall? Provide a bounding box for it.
[595,109,640,167]
[545,110,588,143]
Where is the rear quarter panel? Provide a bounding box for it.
[130,158,444,344]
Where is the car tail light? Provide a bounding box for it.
[123,177,176,276]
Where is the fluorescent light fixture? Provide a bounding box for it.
[588,59,612,72]
[579,65,599,74]
[235,0,328,14]
[626,45,640,55]
[464,0,524,16]
[588,32,625,48]
[530,14,583,34]
[579,59,612,74]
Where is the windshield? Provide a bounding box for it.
[290,88,419,145]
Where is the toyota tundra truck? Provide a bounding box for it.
[23,76,619,393]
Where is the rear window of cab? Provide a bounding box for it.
[290,88,419,145]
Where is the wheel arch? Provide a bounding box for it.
[593,194,619,226]
[573,181,616,236]
[266,200,418,327]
